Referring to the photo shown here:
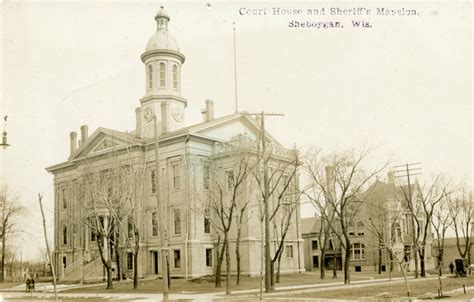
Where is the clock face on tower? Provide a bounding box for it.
[172,106,184,123]
[144,107,154,122]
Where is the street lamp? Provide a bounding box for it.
[0,131,9,150]
[0,116,9,150]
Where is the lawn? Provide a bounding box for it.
[277,275,474,300]
[63,270,406,294]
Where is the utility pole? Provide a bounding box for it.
[242,111,283,293]
[38,193,58,301]
[393,162,422,278]
[154,114,169,302]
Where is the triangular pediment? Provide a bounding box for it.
[69,128,139,161]
[92,138,120,152]
[192,114,283,147]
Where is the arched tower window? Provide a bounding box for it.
[172,64,178,89]
[147,65,153,89]
[63,225,68,245]
[159,62,166,88]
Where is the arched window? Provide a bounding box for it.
[147,65,153,89]
[350,243,365,260]
[172,64,178,89]
[159,62,166,88]
[63,225,68,245]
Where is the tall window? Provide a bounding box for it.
[151,211,159,237]
[159,62,166,88]
[286,245,294,258]
[151,169,156,194]
[349,223,355,236]
[147,64,153,89]
[357,221,365,236]
[90,229,97,242]
[350,243,365,260]
[172,64,178,89]
[63,225,68,245]
[226,170,234,190]
[127,252,133,270]
[174,209,181,234]
[203,165,210,190]
[62,188,67,209]
[204,208,211,234]
[172,164,180,190]
[312,240,318,250]
[205,248,213,267]
[174,250,181,268]
[128,217,134,239]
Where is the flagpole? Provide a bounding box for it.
[233,22,238,113]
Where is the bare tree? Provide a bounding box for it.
[235,190,250,286]
[205,142,252,294]
[415,175,450,277]
[431,191,453,296]
[267,150,300,286]
[79,157,135,289]
[450,189,473,267]
[305,147,388,284]
[251,135,300,291]
[0,185,25,282]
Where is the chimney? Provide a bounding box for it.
[325,166,336,200]
[70,131,77,155]
[135,107,142,138]
[161,102,169,134]
[205,99,214,121]
[201,99,215,123]
[80,125,88,146]
[387,171,395,184]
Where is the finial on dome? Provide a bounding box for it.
[155,6,170,31]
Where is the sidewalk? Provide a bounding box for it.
[1,276,473,301]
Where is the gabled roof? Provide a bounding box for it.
[47,111,286,173]
[69,127,142,161]
[156,111,282,147]
[301,217,321,235]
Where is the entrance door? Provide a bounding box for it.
[151,251,159,274]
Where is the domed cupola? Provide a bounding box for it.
[141,6,185,63]
[138,6,187,139]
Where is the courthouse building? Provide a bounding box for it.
[46,8,303,281]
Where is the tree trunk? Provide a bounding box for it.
[97,235,113,289]
[270,259,275,290]
[419,248,426,277]
[320,249,325,279]
[235,224,242,285]
[332,251,337,279]
[133,230,140,289]
[0,235,5,282]
[276,252,283,283]
[438,260,443,297]
[113,231,122,282]
[344,241,351,284]
[106,260,113,289]
[401,264,410,297]
[225,236,231,295]
[378,245,382,274]
[215,235,226,288]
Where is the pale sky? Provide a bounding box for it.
[1,1,472,260]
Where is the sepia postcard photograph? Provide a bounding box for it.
[0,0,472,301]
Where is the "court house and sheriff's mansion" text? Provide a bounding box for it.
[239,7,420,29]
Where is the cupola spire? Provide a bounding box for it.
[155,6,170,30]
